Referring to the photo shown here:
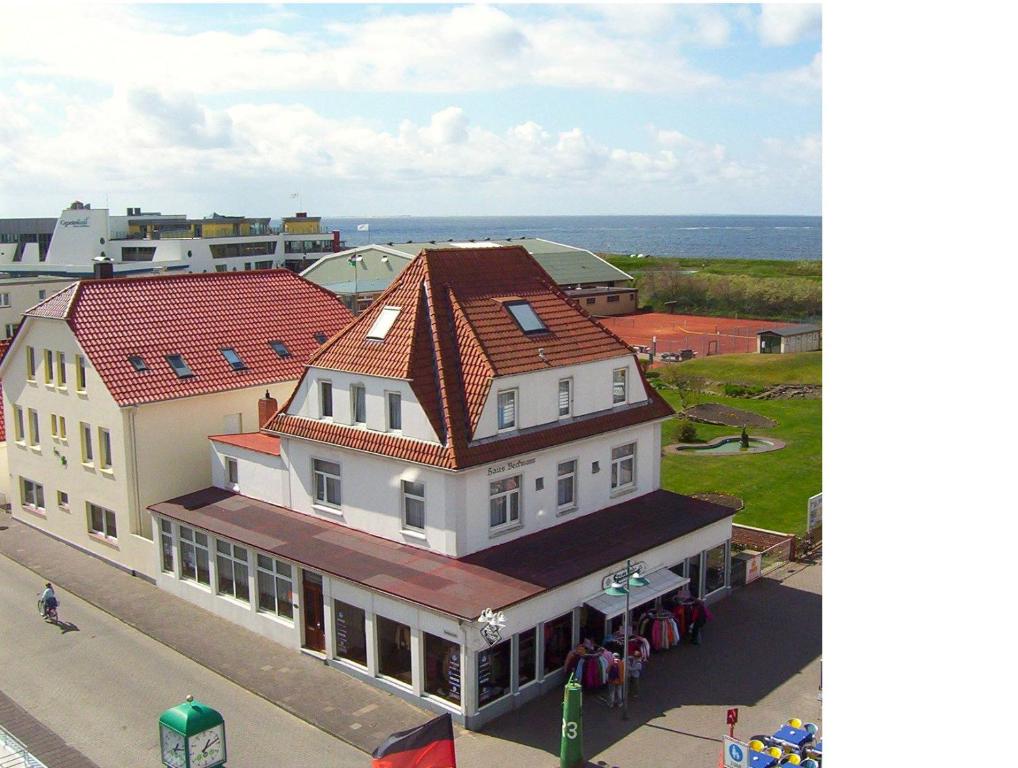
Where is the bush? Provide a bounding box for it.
[723,383,767,398]
[677,419,698,442]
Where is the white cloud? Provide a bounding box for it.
[751,52,822,99]
[758,5,822,47]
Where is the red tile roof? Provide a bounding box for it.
[150,487,733,620]
[24,270,353,407]
[209,432,281,456]
[268,247,673,469]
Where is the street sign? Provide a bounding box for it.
[723,736,749,768]
[807,493,822,531]
[726,708,738,725]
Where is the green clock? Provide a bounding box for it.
[158,695,227,768]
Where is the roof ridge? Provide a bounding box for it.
[445,287,495,438]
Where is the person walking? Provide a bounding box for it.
[607,653,625,708]
[627,650,644,699]
[689,598,713,645]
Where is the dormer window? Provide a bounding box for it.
[505,301,547,334]
[166,354,194,378]
[612,367,628,405]
[367,306,401,340]
[497,389,517,431]
[128,355,149,372]
[221,347,247,371]
[268,340,291,358]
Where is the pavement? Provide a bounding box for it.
[0,510,821,767]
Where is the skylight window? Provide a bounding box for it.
[505,301,547,334]
[128,355,148,372]
[220,347,247,371]
[314,332,327,344]
[367,306,401,340]
[166,354,194,378]
[268,340,291,358]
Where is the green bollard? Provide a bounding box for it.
[560,673,584,768]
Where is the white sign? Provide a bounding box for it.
[723,737,749,768]
[744,552,762,584]
[477,608,506,646]
[807,492,822,531]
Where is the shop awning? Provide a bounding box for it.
[584,568,689,620]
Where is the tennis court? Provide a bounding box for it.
[599,312,797,357]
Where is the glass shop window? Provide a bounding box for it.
[704,542,728,595]
[333,600,368,667]
[517,628,537,687]
[688,553,702,598]
[424,633,461,707]
[543,612,573,675]
[375,615,413,686]
[477,639,512,709]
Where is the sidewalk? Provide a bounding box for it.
[0,691,101,768]
[0,512,428,756]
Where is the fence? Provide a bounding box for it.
[0,726,48,768]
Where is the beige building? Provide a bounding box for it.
[0,270,352,579]
[0,276,77,339]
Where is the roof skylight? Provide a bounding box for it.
[366,306,401,340]
[128,355,148,372]
[314,332,327,344]
[220,347,247,371]
[505,301,547,334]
[268,340,291,358]
[166,354,194,378]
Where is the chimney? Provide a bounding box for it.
[332,230,341,252]
[93,257,113,280]
[258,390,278,428]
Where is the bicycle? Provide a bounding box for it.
[37,594,59,623]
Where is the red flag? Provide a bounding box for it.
[371,713,456,768]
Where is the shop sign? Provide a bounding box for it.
[723,737,749,768]
[807,493,822,531]
[487,456,536,477]
[601,560,648,591]
[744,553,762,584]
[477,608,506,646]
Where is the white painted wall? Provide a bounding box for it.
[211,442,286,502]
[473,355,646,440]
[287,367,440,444]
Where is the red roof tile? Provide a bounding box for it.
[24,271,353,406]
[209,432,281,456]
[150,487,733,620]
[268,246,673,469]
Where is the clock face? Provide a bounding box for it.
[160,725,186,768]
[188,723,226,768]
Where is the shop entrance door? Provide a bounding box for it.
[302,572,326,652]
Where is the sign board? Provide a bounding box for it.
[807,493,822,532]
[477,608,506,646]
[726,708,738,725]
[723,737,749,768]
[600,560,648,591]
[744,552,762,584]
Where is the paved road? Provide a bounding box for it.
[0,554,367,768]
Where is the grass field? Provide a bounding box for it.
[662,350,822,387]
[601,254,822,281]
[655,352,822,535]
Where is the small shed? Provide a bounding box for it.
[757,324,822,354]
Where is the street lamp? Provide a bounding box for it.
[603,560,649,720]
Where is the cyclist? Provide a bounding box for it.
[38,582,58,621]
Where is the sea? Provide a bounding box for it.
[316,215,821,261]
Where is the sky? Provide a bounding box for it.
[0,3,821,218]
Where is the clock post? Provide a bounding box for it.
[158,695,227,768]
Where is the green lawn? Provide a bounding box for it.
[601,254,822,281]
[654,353,821,535]
[662,351,822,387]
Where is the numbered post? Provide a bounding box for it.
[560,673,584,768]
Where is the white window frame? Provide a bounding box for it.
[178,525,211,586]
[557,459,578,513]
[86,501,117,541]
[351,384,366,425]
[401,479,426,533]
[366,306,401,340]
[0,292,9,307]
[386,391,402,432]
[226,457,239,487]
[256,554,294,620]
[57,490,69,509]
[216,540,251,603]
[98,427,113,470]
[610,442,637,493]
[313,458,342,510]
[558,378,572,418]
[489,474,522,533]
[159,519,174,574]
[319,380,334,420]
[20,477,44,511]
[497,389,518,431]
[612,367,628,405]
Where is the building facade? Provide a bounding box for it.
[150,246,732,728]
[1,270,353,578]
[0,276,77,339]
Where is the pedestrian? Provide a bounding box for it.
[607,652,625,707]
[627,650,644,698]
[689,598,713,645]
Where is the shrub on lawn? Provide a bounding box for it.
[677,419,698,442]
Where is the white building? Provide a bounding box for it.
[1,270,353,578]
[0,276,77,339]
[150,245,733,728]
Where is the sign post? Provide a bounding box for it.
[560,674,584,768]
[726,707,738,738]
[722,736,749,768]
